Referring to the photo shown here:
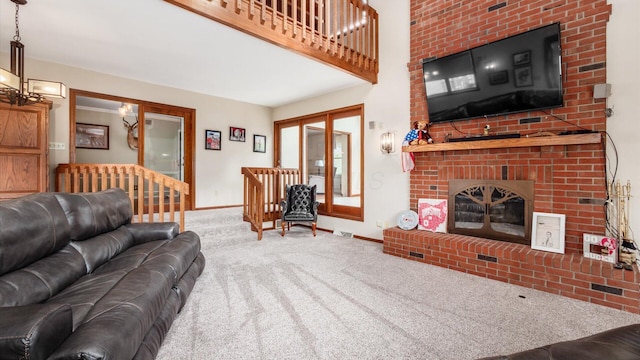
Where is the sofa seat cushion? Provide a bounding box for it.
[46,232,202,359]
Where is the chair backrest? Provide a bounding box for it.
[285,184,317,213]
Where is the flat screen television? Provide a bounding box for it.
[422,23,563,123]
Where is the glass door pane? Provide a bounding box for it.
[279,126,299,169]
[142,111,184,181]
[332,115,360,207]
[304,122,326,203]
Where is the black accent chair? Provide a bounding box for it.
[281,184,319,236]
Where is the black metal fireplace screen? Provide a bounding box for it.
[448,180,534,244]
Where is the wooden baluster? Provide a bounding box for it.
[148,172,155,223]
[347,0,353,63]
[271,0,277,28]
[249,0,255,19]
[310,0,316,44]
[260,0,266,24]
[302,0,307,41]
[169,184,176,224]
[292,0,298,38]
[126,167,134,211]
[355,1,361,65]
[324,0,330,51]
[62,166,71,192]
[317,0,324,48]
[158,178,165,223]
[267,169,273,216]
[136,169,144,224]
[179,190,186,232]
[339,0,345,58]
[282,0,288,34]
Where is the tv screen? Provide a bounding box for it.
[422,23,563,123]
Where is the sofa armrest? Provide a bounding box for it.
[124,222,180,245]
[0,304,72,360]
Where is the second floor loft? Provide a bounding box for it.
[165,0,379,83]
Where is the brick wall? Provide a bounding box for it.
[384,1,638,312]
[407,0,612,253]
[383,227,640,313]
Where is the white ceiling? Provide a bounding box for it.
[0,0,368,107]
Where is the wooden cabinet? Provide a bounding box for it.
[0,100,51,200]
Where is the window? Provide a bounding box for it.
[275,105,364,221]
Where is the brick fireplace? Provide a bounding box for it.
[382,0,640,313]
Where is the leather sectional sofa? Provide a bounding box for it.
[0,188,205,360]
[479,323,640,359]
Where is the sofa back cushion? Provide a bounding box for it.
[0,192,71,276]
[70,227,135,273]
[55,188,133,241]
[0,245,86,306]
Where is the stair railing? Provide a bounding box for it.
[164,0,378,83]
[55,163,189,232]
[241,167,300,239]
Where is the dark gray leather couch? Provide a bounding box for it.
[0,188,205,360]
[479,324,640,359]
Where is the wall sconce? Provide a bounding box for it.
[380,131,395,154]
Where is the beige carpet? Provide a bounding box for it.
[156,208,640,360]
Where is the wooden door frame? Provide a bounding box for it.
[69,89,196,210]
[273,104,364,221]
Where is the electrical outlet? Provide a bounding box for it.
[49,142,65,150]
[376,220,383,228]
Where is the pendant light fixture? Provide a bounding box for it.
[0,0,66,106]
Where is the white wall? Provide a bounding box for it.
[607,0,640,238]
[75,109,138,164]
[22,57,273,208]
[273,0,411,239]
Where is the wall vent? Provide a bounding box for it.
[333,230,354,238]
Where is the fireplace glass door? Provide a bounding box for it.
[448,180,534,244]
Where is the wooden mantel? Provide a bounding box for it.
[402,132,602,153]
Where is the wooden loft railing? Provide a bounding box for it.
[241,167,300,240]
[164,0,378,83]
[55,164,190,232]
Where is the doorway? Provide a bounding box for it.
[69,89,196,210]
[274,104,363,221]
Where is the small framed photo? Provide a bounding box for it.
[205,130,221,150]
[531,212,565,254]
[76,123,109,150]
[417,198,448,233]
[512,50,531,66]
[488,70,509,85]
[253,134,266,153]
[229,127,246,142]
[514,66,533,87]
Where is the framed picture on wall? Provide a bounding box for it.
[514,66,533,87]
[512,50,531,66]
[531,212,565,254]
[253,135,266,153]
[229,127,246,142]
[205,130,221,150]
[76,123,109,150]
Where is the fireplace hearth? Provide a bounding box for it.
[448,180,533,245]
